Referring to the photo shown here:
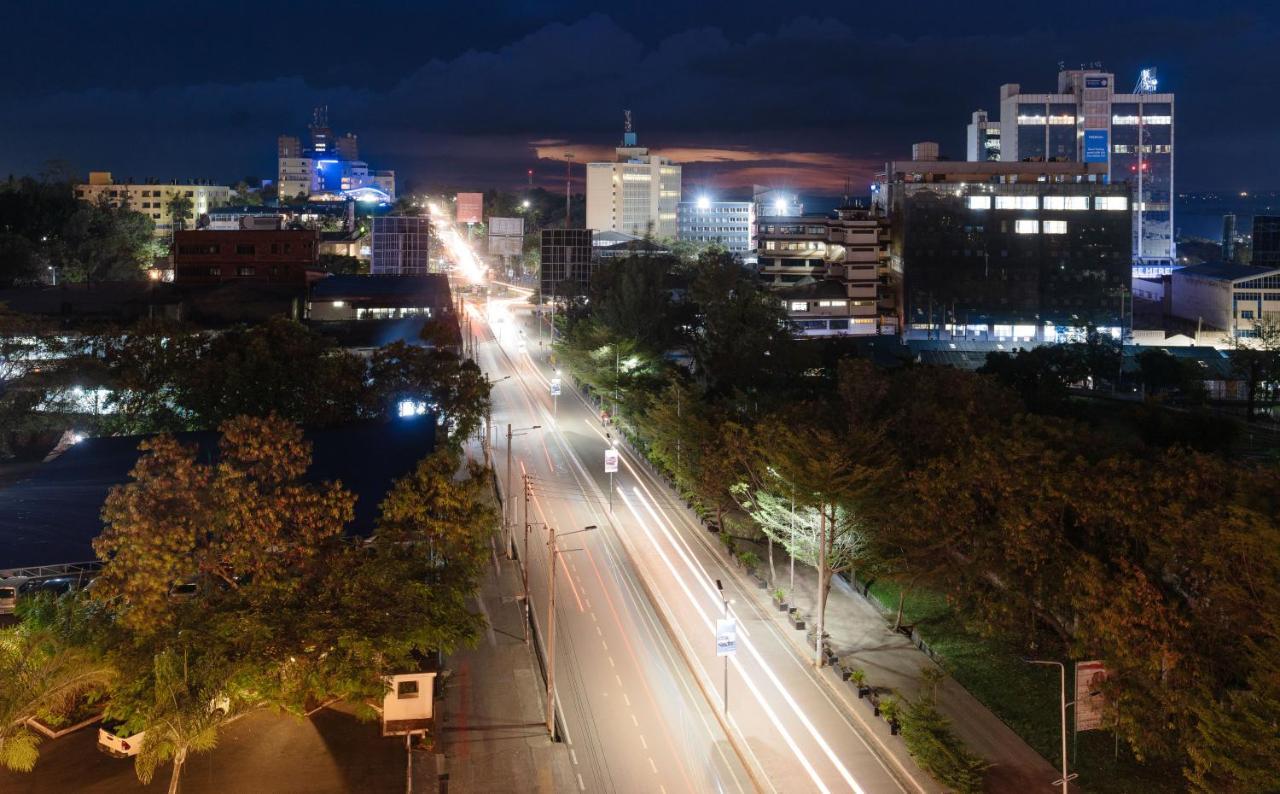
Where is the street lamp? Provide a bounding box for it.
[715,579,733,716]
[1023,658,1076,794]
[546,524,597,738]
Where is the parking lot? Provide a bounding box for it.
[0,704,409,793]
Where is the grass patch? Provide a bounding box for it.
[864,578,1185,794]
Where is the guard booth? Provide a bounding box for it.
[381,650,440,737]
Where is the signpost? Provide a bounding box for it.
[550,377,561,419]
[715,579,736,716]
[1075,660,1108,731]
[604,447,618,513]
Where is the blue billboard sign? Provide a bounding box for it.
[1084,129,1109,162]
[1085,76,1109,88]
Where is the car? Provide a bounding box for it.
[97,720,144,758]
[19,576,78,598]
[0,577,28,614]
[168,581,198,601]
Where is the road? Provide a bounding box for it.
[471,287,918,794]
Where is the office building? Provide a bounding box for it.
[1253,216,1280,268]
[1222,214,1238,263]
[677,197,755,257]
[876,156,1130,341]
[75,172,230,238]
[754,186,804,219]
[370,216,430,275]
[1170,263,1280,340]
[540,229,594,299]
[983,66,1174,275]
[966,110,1001,162]
[173,229,318,285]
[277,107,395,203]
[585,114,681,238]
[756,206,896,337]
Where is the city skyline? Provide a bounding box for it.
[3,2,1279,193]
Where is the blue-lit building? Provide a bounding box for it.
[277,106,395,203]
[676,197,755,258]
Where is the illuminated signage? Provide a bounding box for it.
[1084,130,1109,163]
[1085,77,1109,88]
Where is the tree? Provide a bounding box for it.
[132,650,233,794]
[100,319,201,433]
[367,340,491,445]
[588,252,676,349]
[54,197,158,282]
[316,253,363,275]
[1225,317,1280,419]
[93,416,355,633]
[1135,348,1207,402]
[0,625,114,772]
[165,193,194,233]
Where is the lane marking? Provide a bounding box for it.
[623,694,631,707]
[649,758,658,774]
[577,773,586,791]
[639,734,648,750]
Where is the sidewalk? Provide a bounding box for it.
[739,541,1065,793]
[417,541,576,794]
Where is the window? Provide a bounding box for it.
[1240,309,1255,319]
[995,195,1038,210]
[967,196,991,210]
[1043,196,1089,210]
[790,301,809,311]
[396,680,419,699]
[1015,220,1040,234]
[1043,220,1067,234]
[1095,196,1128,210]
[237,266,256,277]
[208,267,221,276]
[236,244,255,255]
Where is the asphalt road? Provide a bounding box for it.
[474,289,916,794]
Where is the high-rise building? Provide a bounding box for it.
[1222,214,1238,263]
[335,133,359,162]
[876,156,1131,341]
[756,206,896,337]
[540,229,595,298]
[677,197,755,257]
[986,66,1174,276]
[1253,216,1280,268]
[277,108,395,203]
[75,172,231,238]
[309,105,333,154]
[753,187,803,218]
[966,110,1001,161]
[585,113,681,239]
[370,216,430,275]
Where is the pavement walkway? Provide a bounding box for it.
[417,537,577,794]
[730,537,1068,793]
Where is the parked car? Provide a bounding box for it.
[97,720,144,758]
[0,577,29,614]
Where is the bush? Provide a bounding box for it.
[900,693,988,794]
[737,550,761,570]
[719,532,736,554]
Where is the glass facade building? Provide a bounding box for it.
[1252,216,1280,268]
[677,200,755,257]
[540,229,595,298]
[371,216,430,276]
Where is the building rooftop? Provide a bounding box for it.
[0,419,436,568]
[309,274,452,301]
[1173,262,1280,282]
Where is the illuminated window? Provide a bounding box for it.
[967,196,992,210]
[790,301,809,311]
[1043,220,1067,234]
[1043,196,1089,210]
[996,196,1039,210]
[1015,220,1040,234]
[1095,196,1128,210]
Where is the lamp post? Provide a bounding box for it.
[546,524,596,738]
[506,423,541,557]
[1024,658,1076,794]
[715,579,732,716]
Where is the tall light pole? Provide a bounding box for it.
[546,524,596,738]
[1024,659,1076,794]
[715,579,731,716]
[507,423,541,557]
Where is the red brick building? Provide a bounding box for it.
[173,230,319,285]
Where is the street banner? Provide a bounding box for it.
[456,192,483,224]
[716,619,737,656]
[1075,660,1109,731]
[550,378,561,396]
[604,448,618,473]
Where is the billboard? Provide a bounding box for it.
[456,192,483,224]
[1084,76,1109,89]
[1075,660,1109,731]
[716,619,737,656]
[604,449,618,473]
[489,216,524,237]
[1084,130,1109,163]
[488,236,523,256]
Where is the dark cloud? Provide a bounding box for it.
[1,4,1278,192]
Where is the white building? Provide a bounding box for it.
[75,172,230,238]
[986,66,1175,276]
[1170,263,1280,341]
[585,119,681,239]
[966,110,1001,162]
[677,197,755,258]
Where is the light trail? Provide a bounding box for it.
[428,202,485,284]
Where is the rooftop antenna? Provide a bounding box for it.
[1134,67,1159,93]
[621,109,637,147]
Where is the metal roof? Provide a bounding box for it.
[1173,262,1280,282]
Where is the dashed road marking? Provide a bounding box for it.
[570,749,578,765]
[631,714,639,727]
[601,640,608,651]
[607,656,615,668]
[623,694,631,707]
[616,675,623,687]
[577,773,586,791]
[639,734,647,750]
[649,758,658,774]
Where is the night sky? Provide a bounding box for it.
[3,0,1277,195]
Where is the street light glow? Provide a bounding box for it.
[696,195,711,210]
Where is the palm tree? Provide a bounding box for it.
[134,650,233,794]
[0,628,114,772]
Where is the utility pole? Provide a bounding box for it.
[1024,659,1075,794]
[546,524,597,738]
[716,579,730,716]
[506,423,514,556]
[522,473,532,644]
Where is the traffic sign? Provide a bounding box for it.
[604,448,618,473]
[716,619,737,656]
[550,378,561,397]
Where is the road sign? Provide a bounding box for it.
[550,378,561,396]
[716,619,737,656]
[604,448,618,473]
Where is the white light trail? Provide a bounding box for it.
[427,202,485,284]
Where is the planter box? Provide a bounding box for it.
[753,575,768,590]
[789,611,806,631]
[775,600,789,613]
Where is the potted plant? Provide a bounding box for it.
[849,668,871,698]
[772,588,788,612]
[737,550,760,574]
[879,695,901,735]
[789,608,806,631]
